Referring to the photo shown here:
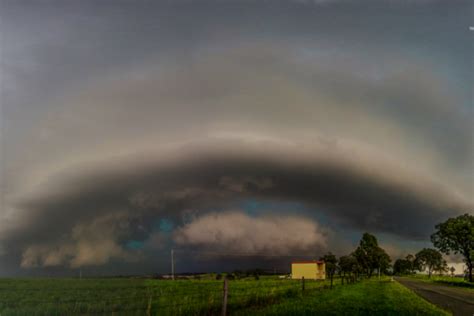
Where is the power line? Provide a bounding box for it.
[172,249,319,258]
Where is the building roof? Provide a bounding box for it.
[291,260,324,264]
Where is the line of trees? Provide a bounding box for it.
[393,249,447,278]
[319,213,473,284]
[393,213,473,282]
[319,232,392,287]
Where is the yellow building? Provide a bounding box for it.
[291,260,326,280]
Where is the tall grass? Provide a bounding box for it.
[0,277,451,315]
[0,277,327,315]
[235,278,451,316]
[408,274,474,290]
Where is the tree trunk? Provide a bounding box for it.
[468,262,473,283]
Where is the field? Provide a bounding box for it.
[0,276,449,315]
[407,274,474,290]
[238,278,450,316]
[0,276,323,316]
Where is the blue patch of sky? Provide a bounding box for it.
[152,218,174,233]
[125,240,144,250]
[159,218,174,232]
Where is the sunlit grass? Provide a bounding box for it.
[0,276,326,315]
[236,278,450,316]
[0,277,450,315]
[408,274,474,290]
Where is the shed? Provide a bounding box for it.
[291,260,326,280]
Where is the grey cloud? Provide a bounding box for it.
[3,15,471,200]
[0,0,471,274]
[20,212,137,268]
[174,211,328,254]
[21,46,474,188]
[1,138,470,269]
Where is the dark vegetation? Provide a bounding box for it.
[393,214,473,285]
[431,213,473,282]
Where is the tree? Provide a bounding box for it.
[353,233,391,278]
[320,252,338,289]
[431,213,474,282]
[393,259,411,275]
[449,266,456,277]
[415,248,444,278]
[339,255,359,284]
[405,254,418,274]
[354,233,377,278]
[374,247,391,277]
[433,259,448,276]
[393,254,417,275]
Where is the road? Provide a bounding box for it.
[396,277,474,316]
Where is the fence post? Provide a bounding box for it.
[301,276,305,294]
[146,294,152,316]
[222,278,228,316]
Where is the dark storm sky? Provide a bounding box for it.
[0,0,472,276]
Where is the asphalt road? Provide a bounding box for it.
[395,277,474,316]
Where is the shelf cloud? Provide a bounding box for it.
[0,0,471,274]
[2,137,470,268]
[174,211,328,255]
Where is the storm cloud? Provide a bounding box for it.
[1,137,470,268]
[0,0,471,274]
[174,211,328,254]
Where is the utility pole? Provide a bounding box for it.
[171,248,175,280]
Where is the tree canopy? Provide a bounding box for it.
[431,213,474,282]
[338,254,360,284]
[353,233,391,278]
[393,254,418,275]
[415,248,446,278]
[320,252,338,288]
[393,258,411,275]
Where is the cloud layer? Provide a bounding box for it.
[20,213,135,268]
[174,211,328,254]
[0,0,471,274]
[1,137,470,268]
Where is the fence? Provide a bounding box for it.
[0,277,331,315]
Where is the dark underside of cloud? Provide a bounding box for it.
[2,139,470,269]
[0,0,471,274]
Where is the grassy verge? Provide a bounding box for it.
[235,278,451,316]
[407,274,474,290]
[0,277,327,316]
[0,277,452,315]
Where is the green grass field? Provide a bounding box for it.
[0,276,449,315]
[0,276,323,316]
[237,278,450,316]
[407,274,474,290]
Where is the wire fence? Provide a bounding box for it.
[0,277,334,315]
